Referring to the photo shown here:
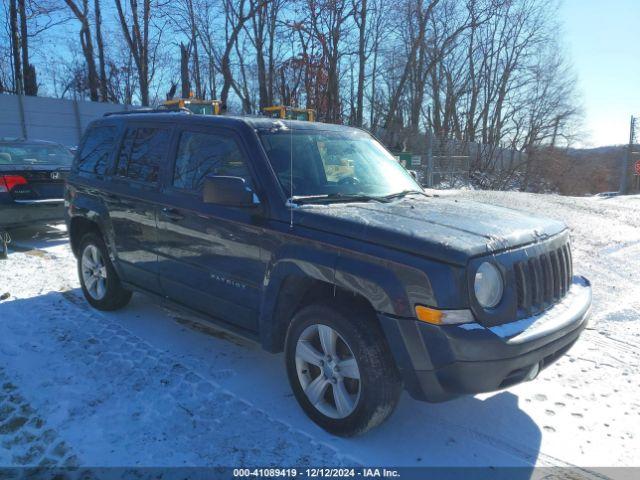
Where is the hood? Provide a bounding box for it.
[294,196,567,265]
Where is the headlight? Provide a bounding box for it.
[474,262,503,308]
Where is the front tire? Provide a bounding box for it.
[77,232,132,311]
[285,303,402,436]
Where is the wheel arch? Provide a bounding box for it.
[259,252,416,353]
[69,216,103,257]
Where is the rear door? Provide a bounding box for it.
[156,126,268,332]
[104,123,174,291]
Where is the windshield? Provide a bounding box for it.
[185,103,214,115]
[259,129,420,200]
[0,143,73,166]
[287,110,310,121]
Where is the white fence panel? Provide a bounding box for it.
[0,95,24,139]
[21,95,79,147]
[0,94,128,147]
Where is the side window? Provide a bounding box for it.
[173,131,253,192]
[77,126,117,176]
[116,126,171,184]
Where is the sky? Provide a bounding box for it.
[561,0,640,147]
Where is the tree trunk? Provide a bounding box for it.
[180,43,191,98]
[254,10,268,109]
[256,47,268,109]
[220,55,232,107]
[250,0,269,110]
[94,0,109,101]
[383,0,430,131]
[9,0,23,94]
[219,0,259,108]
[267,4,277,106]
[369,31,378,129]
[209,57,217,99]
[114,0,151,106]
[65,0,100,101]
[186,0,202,98]
[139,71,149,106]
[24,64,37,96]
[81,23,100,101]
[18,0,36,95]
[355,0,367,127]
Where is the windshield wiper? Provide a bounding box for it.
[288,193,391,205]
[289,190,429,205]
[381,189,429,201]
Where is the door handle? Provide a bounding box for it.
[160,207,184,222]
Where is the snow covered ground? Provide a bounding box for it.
[0,191,638,472]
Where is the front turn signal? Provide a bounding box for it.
[415,305,475,325]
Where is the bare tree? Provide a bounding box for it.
[382,0,441,134]
[303,0,353,122]
[245,0,282,109]
[114,0,164,106]
[218,0,266,108]
[0,0,583,195]
[168,0,203,97]
[64,0,99,101]
[8,0,40,95]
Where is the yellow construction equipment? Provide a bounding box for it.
[162,97,222,115]
[262,106,315,122]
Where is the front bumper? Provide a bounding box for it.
[0,197,65,228]
[379,276,591,402]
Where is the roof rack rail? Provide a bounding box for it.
[103,107,192,117]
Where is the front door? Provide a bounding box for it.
[156,127,267,332]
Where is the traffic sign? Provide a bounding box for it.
[635,160,640,176]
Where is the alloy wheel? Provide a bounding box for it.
[295,324,361,419]
[81,244,108,301]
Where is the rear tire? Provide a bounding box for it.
[77,232,132,311]
[285,303,402,436]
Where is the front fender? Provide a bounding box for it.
[258,244,338,351]
[334,253,435,318]
[258,243,437,352]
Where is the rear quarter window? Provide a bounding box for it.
[77,126,118,176]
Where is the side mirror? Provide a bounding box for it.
[203,176,258,207]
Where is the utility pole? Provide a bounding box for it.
[619,116,638,194]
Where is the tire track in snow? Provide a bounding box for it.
[0,367,78,467]
[56,291,606,473]
[1,289,357,467]
[411,411,609,478]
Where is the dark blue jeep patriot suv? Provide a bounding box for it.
[65,111,592,436]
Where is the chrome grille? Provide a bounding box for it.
[515,243,573,317]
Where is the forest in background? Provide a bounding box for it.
[2,0,617,194]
